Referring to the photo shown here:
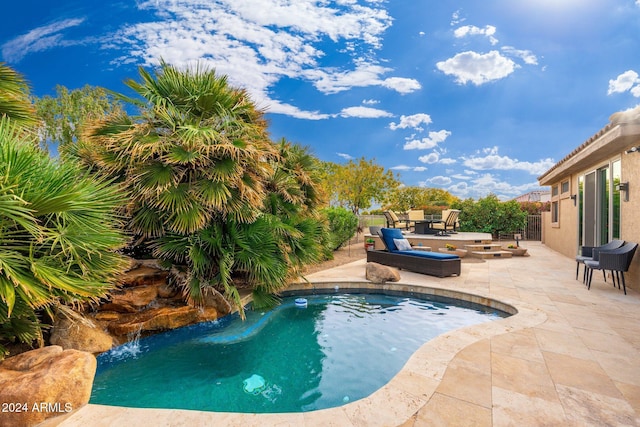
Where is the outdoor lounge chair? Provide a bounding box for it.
[430,209,460,235]
[366,228,461,277]
[585,242,638,294]
[575,240,624,282]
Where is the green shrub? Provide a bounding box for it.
[454,194,527,237]
[322,207,358,251]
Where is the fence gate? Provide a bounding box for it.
[526,215,542,240]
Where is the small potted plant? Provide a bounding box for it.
[365,238,376,251]
[503,243,528,256]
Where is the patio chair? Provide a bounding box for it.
[383,211,411,230]
[431,209,460,235]
[585,242,638,294]
[575,240,624,282]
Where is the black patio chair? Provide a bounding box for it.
[575,240,624,282]
[585,242,638,294]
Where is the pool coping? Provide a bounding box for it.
[45,278,546,427]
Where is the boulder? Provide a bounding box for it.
[49,318,113,354]
[157,283,179,299]
[99,285,159,313]
[107,306,200,336]
[197,306,219,323]
[118,266,168,288]
[0,346,96,427]
[366,262,400,284]
[202,287,232,316]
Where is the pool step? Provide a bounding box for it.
[469,250,513,259]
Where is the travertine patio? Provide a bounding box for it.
[45,241,640,426]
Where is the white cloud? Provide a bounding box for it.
[439,158,457,165]
[1,18,85,63]
[501,46,538,65]
[426,176,452,185]
[436,50,517,85]
[305,63,420,95]
[389,113,432,131]
[403,130,451,150]
[462,146,555,175]
[450,10,465,26]
[336,152,354,160]
[418,152,440,164]
[454,25,498,45]
[391,165,428,172]
[381,77,422,94]
[101,0,419,119]
[362,99,379,105]
[608,70,640,96]
[442,173,541,200]
[338,106,393,118]
[450,174,472,180]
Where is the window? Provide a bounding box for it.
[551,201,559,223]
[561,180,570,194]
[552,185,559,196]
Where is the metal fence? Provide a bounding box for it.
[499,215,542,241]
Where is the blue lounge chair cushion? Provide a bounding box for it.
[395,250,459,260]
[380,228,404,251]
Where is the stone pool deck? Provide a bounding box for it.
[45,242,640,426]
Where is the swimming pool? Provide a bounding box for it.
[91,292,508,413]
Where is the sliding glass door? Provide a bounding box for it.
[579,159,621,248]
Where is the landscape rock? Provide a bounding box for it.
[366,262,400,283]
[118,266,168,288]
[158,283,179,299]
[49,317,113,354]
[107,306,200,336]
[99,285,159,313]
[0,346,96,427]
[202,287,233,316]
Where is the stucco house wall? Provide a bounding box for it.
[538,106,640,292]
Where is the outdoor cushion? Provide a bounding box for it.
[380,228,404,251]
[395,250,459,260]
[393,238,413,251]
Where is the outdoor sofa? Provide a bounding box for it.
[367,228,461,278]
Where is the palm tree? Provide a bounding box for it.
[79,61,277,235]
[0,63,37,128]
[80,62,311,313]
[0,118,127,358]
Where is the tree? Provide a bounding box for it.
[384,186,459,211]
[79,62,325,313]
[454,194,527,237]
[33,84,123,156]
[0,63,37,129]
[322,157,399,214]
[0,118,126,358]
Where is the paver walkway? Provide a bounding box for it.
[46,242,640,426]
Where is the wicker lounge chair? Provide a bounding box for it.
[585,242,638,294]
[575,240,624,282]
[367,228,461,278]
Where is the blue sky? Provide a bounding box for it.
[2,0,640,200]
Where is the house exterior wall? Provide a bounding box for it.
[538,108,640,292]
[620,150,640,289]
[541,197,578,259]
[542,155,640,292]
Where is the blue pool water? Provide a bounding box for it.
[91,293,507,413]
